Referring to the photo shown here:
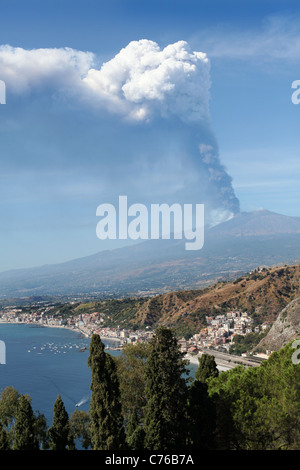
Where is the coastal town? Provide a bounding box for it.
[0,304,272,361]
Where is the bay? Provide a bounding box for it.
[0,323,121,425]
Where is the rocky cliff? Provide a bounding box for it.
[256,297,300,352]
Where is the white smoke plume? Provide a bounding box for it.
[82,39,211,123]
[0,40,211,123]
[0,44,94,94]
[0,40,240,220]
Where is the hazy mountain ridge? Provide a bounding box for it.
[208,209,300,237]
[1,209,300,298]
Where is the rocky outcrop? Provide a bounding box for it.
[256,297,300,352]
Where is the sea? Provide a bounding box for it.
[0,323,198,428]
[0,323,116,425]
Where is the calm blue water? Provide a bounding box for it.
[0,323,121,425]
[0,323,198,428]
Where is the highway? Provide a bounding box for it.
[201,349,265,369]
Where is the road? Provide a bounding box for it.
[201,349,265,369]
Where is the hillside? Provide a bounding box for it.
[57,263,300,338]
[125,264,300,335]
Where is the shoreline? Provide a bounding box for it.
[0,320,124,344]
[0,320,89,337]
[0,321,229,370]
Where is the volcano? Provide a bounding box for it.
[0,209,300,299]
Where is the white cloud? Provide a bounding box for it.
[0,40,211,123]
[0,44,94,94]
[83,39,210,122]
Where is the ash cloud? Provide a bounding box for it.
[81,39,240,221]
[0,40,240,224]
[82,39,211,124]
[0,44,94,94]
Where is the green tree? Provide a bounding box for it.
[195,353,218,383]
[0,423,9,450]
[208,342,300,450]
[48,395,73,450]
[114,342,150,422]
[33,410,48,450]
[69,409,91,450]
[143,327,189,450]
[0,386,20,447]
[88,334,125,450]
[186,379,216,449]
[0,387,19,426]
[0,387,47,450]
[125,407,145,450]
[208,365,246,449]
[13,395,39,450]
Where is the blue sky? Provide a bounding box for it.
[0,0,300,272]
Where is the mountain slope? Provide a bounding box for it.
[125,264,300,334]
[208,209,300,237]
[0,209,300,298]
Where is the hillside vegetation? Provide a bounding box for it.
[130,264,299,335]
[60,263,300,338]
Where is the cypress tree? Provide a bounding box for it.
[126,407,145,450]
[13,395,39,450]
[196,353,219,383]
[48,395,72,450]
[186,379,216,449]
[88,334,125,450]
[0,423,9,450]
[143,327,189,450]
[184,353,217,449]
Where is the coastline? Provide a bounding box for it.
[0,320,89,337]
[0,321,225,370]
[0,320,124,344]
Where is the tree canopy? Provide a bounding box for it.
[143,327,189,450]
[1,332,300,450]
[88,334,125,450]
